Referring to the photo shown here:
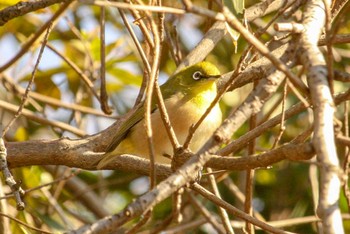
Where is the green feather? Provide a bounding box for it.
[104,61,220,153]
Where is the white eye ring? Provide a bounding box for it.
[192,71,202,80]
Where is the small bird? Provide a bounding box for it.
[97,61,222,168]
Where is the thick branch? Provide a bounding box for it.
[299,0,344,233]
[0,0,69,26]
[7,138,315,179]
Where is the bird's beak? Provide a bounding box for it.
[206,75,221,80]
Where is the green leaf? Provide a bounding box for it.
[106,82,124,93]
[34,74,61,100]
[106,53,138,68]
[108,67,141,86]
[225,23,240,53]
[19,68,62,101]
[223,0,245,53]
[224,0,245,15]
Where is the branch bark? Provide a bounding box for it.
[299,0,344,233]
[0,0,69,26]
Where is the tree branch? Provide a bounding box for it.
[0,0,69,26]
[299,0,344,233]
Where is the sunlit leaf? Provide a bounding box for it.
[223,0,245,53]
[34,74,61,100]
[108,67,141,86]
[224,0,245,15]
[106,82,124,93]
[20,67,64,100]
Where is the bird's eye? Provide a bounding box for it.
[192,71,202,80]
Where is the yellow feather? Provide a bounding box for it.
[97,62,222,168]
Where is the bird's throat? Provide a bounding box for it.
[189,82,217,108]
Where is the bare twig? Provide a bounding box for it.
[2,22,53,136]
[124,0,155,49]
[0,100,86,137]
[0,0,68,26]
[171,188,183,224]
[206,167,234,234]
[144,3,163,189]
[188,193,226,234]
[324,0,335,95]
[45,43,101,101]
[83,0,187,16]
[0,212,53,234]
[223,177,265,221]
[272,80,288,149]
[0,1,73,73]
[245,112,257,234]
[0,74,109,117]
[0,131,24,211]
[342,101,350,211]
[44,166,109,219]
[191,183,295,234]
[125,211,151,234]
[99,6,112,115]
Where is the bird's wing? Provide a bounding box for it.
[160,77,179,98]
[105,77,179,153]
[105,101,159,152]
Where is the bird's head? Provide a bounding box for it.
[167,61,221,95]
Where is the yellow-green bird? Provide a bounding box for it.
[97,61,222,168]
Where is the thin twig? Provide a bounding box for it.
[245,111,257,234]
[124,0,155,49]
[272,80,288,149]
[45,43,100,101]
[0,169,80,200]
[0,131,25,211]
[188,193,226,234]
[342,101,350,211]
[2,22,53,136]
[118,8,150,107]
[0,100,86,137]
[223,177,265,221]
[0,74,109,117]
[144,0,163,189]
[41,187,73,228]
[0,212,53,234]
[324,0,335,95]
[84,0,187,16]
[165,24,182,65]
[125,210,152,234]
[206,167,234,234]
[172,189,183,224]
[99,6,112,114]
[191,183,295,234]
[0,1,72,73]
[151,3,180,154]
[154,84,180,152]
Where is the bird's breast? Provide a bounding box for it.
[116,88,222,163]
